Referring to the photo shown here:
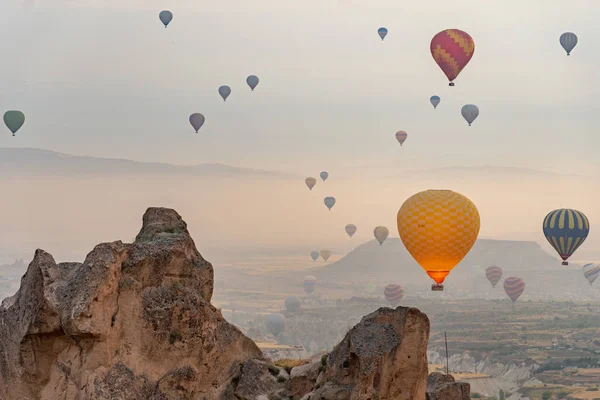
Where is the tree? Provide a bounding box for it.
[542,392,551,400]
[499,389,505,400]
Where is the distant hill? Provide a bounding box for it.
[309,238,592,299]
[0,148,295,178]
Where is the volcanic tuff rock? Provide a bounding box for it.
[0,208,272,400]
[426,373,470,400]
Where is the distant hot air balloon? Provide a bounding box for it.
[3,111,25,136]
[486,266,503,288]
[320,172,329,181]
[266,313,286,336]
[285,296,302,312]
[430,29,475,86]
[159,10,173,28]
[320,250,331,262]
[373,226,389,246]
[503,277,525,303]
[378,27,388,41]
[560,32,578,56]
[395,131,408,146]
[397,190,480,291]
[304,275,317,294]
[583,263,600,286]
[542,208,589,265]
[461,104,479,126]
[430,96,441,109]
[310,251,319,261]
[324,197,336,211]
[189,113,205,133]
[246,75,259,91]
[218,85,231,101]
[345,224,357,238]
[305,177,317,191]
[384,284,404,306]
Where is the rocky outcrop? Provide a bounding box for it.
[426,373,470,400]
[307,307,430,400]
[0,208,272,400]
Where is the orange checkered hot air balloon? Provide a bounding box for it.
[397,190,480,291]
[430,29,475,86]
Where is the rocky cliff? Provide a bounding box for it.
[0,207,463,400]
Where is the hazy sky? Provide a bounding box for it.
[0,0,599,176]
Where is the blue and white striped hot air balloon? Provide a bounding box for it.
[583,263,600,286]
[542,208,589,265]
[560,32,578,56]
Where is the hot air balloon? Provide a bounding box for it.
[4,111,25,136]
[378,27,388,41]
[189,113,205,133]
[485,266,503,288]
[397,190,480,291]
[159,10,173,27]
[304,275,317,294]
[246,75,259,91]
[542,208,589,265]
[320,172,329,181]
[324,197,336,211]
[345,224,357,238]
[430,29,475,86]
[374,226,389,246]
[218,85,231,101]
[285,296,302,312]
[305,177,317,191]
[395,131,408,146]
[320,250,331,262]
[461,104,479,126]
[560,32,578,56]
[310,251,319,261]
[266,313,286,336]
[430,96,441,109]
[583,263,600,286]
[384,284,404,306]
[503,277,525,303]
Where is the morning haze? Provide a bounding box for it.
[1,1,599,399]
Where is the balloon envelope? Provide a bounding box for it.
[373,226,389,246]
[218,85,231,101]
[378,27,388,40]
[486,266,503,288]
[320,250,331,262]
[461,104,479,126]
[430,96,441,109]
[159,10,173,27]
[3,111,25,136]
[320,171,329,181]
[397,190,480,289]
[543,208,589,265]
[246,75,259,90]
[430,29,474,85]
[189,113,205,132]
[265,313,286,336]
[285,296,302,312]
[395,131,408,146]
[583,263,600,285]
[560,32,578,55]
[305,177,317,191]
[384,284,404,306]
[310,251,319,261]
[345,224,357,238]
[504,277,525,303]
[324,197,336,210]
[304,275,317,294]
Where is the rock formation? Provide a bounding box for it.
[426,373,470,400]
[0,208,277,399]
[0,207,464,400]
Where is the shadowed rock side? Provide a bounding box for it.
[426,373,470,400]
[0,208,267,399]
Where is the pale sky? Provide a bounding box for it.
[0,0,598,176]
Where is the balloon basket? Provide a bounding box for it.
[431,284,444,291]
[449,82,455,87]
[562,261,568,266]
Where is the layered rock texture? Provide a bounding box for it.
[0,207,466,400]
